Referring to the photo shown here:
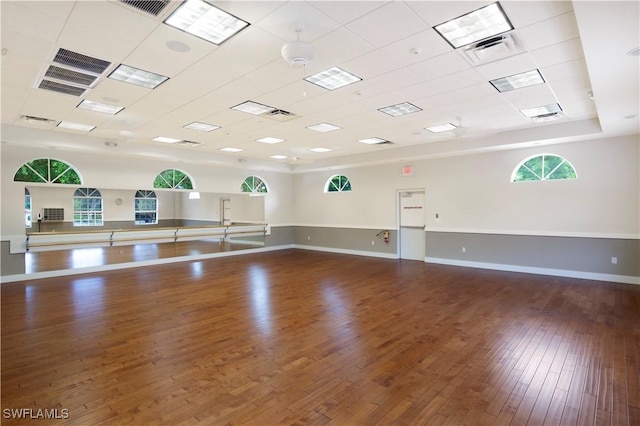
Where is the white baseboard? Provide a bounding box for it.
[294,244,399,260]
[425,257,640,285]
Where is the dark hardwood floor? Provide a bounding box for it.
[2,249,639,425]
[25,240,256,273]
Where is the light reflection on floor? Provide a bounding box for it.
[248,265,272,336]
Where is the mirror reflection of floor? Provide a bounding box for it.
[25,240,257,273]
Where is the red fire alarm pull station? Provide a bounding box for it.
[402,166,413,176]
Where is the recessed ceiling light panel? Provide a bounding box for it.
[231,101,275,115]
[270,155,287,160]
[434,2,513,49]
[358,137,388,145]
[306,123,341,132]
[77,100,124,114]
[310,147,333,153]
[108,64,168,89]
[153,136,182,143]
[305,67,362,91]
[256,137,284,144]
[379,102,422,117]
[184,121,220,132]
[219,147,243,152]
[164,0,250,46]
[425,123,457,133]
[57,121,95,131]
[490,69,545,92]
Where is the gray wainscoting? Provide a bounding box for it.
[1,241,25,276]
[294,226,397,255]
[426,231,639,279]
[265,226,294,247]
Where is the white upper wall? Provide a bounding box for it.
[1,145,293,239]
[292,135,640,237]
[2,135,638,240]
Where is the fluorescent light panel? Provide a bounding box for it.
[305,67,362,91]
[426,123,457,133]
[57,121,95,131]
[77,100,123,115]
[108,64,168,89]
[434,2,513,49]
[184,121,220,132]
[490,69,545,92]
[358,137,387,145]
[164,0,249,46]
[306,123,341,132]
[379,102,422,117]
[231,101,274,115]
[153,136,182,143]
[219,147,243,152]
[270,155,287,160]
[256,137,284,144]
[310,148,333,153]
[520,103,563,118]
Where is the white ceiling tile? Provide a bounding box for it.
[502,1,574,28]
[305,28,376,73]
[473,52,539,81]
[540,58,589,83]
[212,1,286,24]
[342,50,402,80]
[499,83,556,104]
[517,12,580,51]
[530,38,585,68]
[381,29,453,66]
[88,79,151,108]
[121,25,217,78]
[346,2,427,48]
[309,1,388,25]
[409,52,471,81]
[406,1,493,27]
[1,2,67,42]
[253,1,341,41]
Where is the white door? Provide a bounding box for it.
[399,191,425,261]
[221,198,231,225]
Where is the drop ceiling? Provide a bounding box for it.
[1,1,638,173]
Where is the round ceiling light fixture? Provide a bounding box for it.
[281,22,314,67]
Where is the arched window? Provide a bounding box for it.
[135,190,158,225]
[25,188,32,228]
[153,169,193,189]
[241,176,268,193]
[511,154,577,182]
[73,188,103,226]
[13,158,81,184]
[325,175,352,192]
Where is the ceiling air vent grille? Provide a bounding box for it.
[20,115,56,125]
[38,79,88,97]
[530,112,563,123]
[264,109,297,122]
[45,65,99,86]
[374,140,394,145]
[460,31,524,66]
[53,48,111,74]
[119,0,171,16]
[178,140,202,147]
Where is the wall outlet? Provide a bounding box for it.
[611,257,617,264]
[307,236,311,241]
[371,240,375,245]
[462,247,466,253]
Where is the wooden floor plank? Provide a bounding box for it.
[2,249,639,425]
